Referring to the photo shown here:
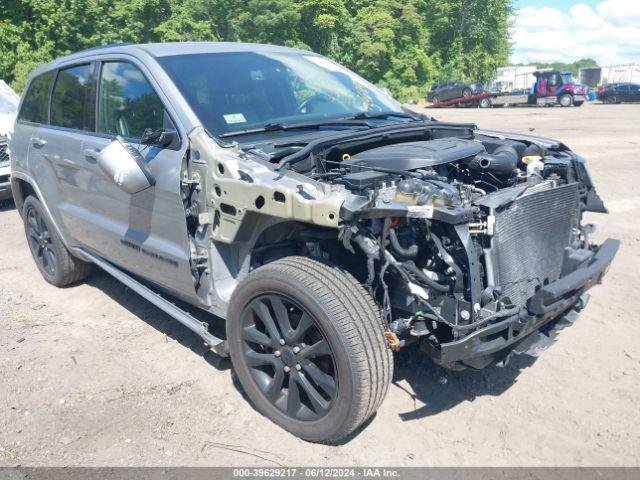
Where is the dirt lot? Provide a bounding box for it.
[1,103,639,467]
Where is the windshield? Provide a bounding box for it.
[157,51,404,138]
[561,73,579,85]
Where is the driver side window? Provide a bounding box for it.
[97,62,164,139]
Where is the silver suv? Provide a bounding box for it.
[10,42,618,442]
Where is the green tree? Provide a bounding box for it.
[155,0,219,41]
[296,0,350,56]
[233,0,302,47]
[1,0,514,101]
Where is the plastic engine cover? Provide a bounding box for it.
[343,138,485,171]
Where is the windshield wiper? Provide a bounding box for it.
[349,111,418,121]
[219,118,371,138]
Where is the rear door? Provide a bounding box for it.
[12,70,55,185]
[451,82,464,99]
[441,82,455,100]
[78,58,197,298]
[26,63,97,245]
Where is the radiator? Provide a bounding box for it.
[492,182,580,307]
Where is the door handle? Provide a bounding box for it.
[83,148,101,159]
[32,137,47,148]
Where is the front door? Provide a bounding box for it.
[71,60,197,300]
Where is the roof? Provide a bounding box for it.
[41,42,309,71]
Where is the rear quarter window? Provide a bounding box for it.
[18,71,55,124]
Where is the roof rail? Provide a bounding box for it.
[74,42,132,54]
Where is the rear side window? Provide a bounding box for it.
[51,64,93,131]
[18,71,55,124]
[97,62,164,139]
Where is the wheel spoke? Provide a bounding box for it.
[265,364,285,401]
[250,299,281,342]
[35,212,46,235]
[28,232,40,251]
[286,375,302,417]
[298,339,331,359]
[300,359,336,397]
[271,296,294,341]
[242,324,273,347]
[28,215,40,235]
[291,313,314,343]
[44,248,56,274]
[296,371,330,414]
[245,350,276,367]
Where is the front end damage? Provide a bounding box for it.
[184,122,619,369]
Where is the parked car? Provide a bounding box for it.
[0,80,19,204]
[427,81,484,103]
[10,43,618,442]
[599,83,640,104]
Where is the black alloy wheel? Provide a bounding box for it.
[227,256,392,442]
[240,294,337,421]
[22,195,92,286]
[26,205,57,277]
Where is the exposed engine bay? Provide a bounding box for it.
[184,120,618,369]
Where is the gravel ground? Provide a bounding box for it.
[1,103,639,467]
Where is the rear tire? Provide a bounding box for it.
[227,256,393,443]
[22,196,92,287]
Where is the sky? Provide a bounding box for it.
[511,0,640,66]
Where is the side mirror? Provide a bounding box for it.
[97,137,156,194]
[140,128,176,147]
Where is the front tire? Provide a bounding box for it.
[559,94,573,107]
[227,256,393,442]
[23,196,92,287]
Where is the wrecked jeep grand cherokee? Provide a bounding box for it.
[10,43,618,442]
